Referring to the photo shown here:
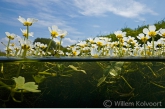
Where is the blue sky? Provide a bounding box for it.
[0,0,165,51]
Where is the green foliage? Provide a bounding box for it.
[97,19,165,43]
[0,51,5,56]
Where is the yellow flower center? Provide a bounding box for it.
[10,43,15,47]
[7,36,14,40]
[116,34,123,39]
[60,35,65,38]
[51,31,58,38]
[93,54,99,58]
[162,33,165,37]
[148,31,156,37]
[141,37,148,42]
[157,44,162,47]
[23,21,32,26]
[73,51,77,56]
[22,45,30,50]
[23,33,28,37]
[97,42,103,46]
[128,39,133,43]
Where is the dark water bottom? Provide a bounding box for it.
[0,60,165,108]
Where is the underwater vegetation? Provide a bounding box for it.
[0,16,165,108]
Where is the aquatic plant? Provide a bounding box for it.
[1,16,165,108]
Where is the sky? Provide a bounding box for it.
[0,0,165,51]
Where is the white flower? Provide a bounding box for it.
[143,25,158,37]
[20,28,34,37]
[114,31,126,39]
[72,46,80,56]
[54,39,61,45]
[93,37,106,46]
[90,48,102,57]
[159,28,165,37]
[137,33,150,43]
[48,25,59,38]
[19,39,33,50]
[18,16,38,26]
[76,41,87,47]
[13,76,40,92]
[5,32,16,40]
[58,30,67,38]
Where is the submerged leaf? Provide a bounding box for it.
[1,63,3,73]
[109,69,118,76]
[97,76,106,87]
[13,76,40,93]
[68,65,78,70]
[68,65,86,74]
[23,82,41,92]
[13,76,25,89]
[32,75,46,84]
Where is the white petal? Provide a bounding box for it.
[137,36,141,40]
[149,25,156,31]
[52,25,58,31]
[5,32,10,36]
[20,28,23,32]
[160,29,165,34]
[32,18,38,23]
[18,16,26,23]
[27,18,32,23]
[48,27,52,32]
[143,28,149,34]
[139,33,144,37]
[29,32,34,37]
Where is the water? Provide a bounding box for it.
[0,57,165,108]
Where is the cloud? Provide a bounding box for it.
[62,38,77,47]
[73,0,158,19]
[1,0,83,38]
[92,25,100,28]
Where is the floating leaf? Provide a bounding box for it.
[97,76,106,87]
[68,65,86,74]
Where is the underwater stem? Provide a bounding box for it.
[121,76,133,90]
[0,80,11,90]
[146,64,157,77]
[16,63,22,77]
[150,81,165,89]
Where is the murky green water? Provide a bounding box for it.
[0,58,165,108]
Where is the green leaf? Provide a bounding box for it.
[97,76,106,87]
[32,75,46,84]
[109,69,118,76]
[68,65,86,74]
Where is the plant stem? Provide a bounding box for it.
[152,37,154,56]
[6,39,11,57]
[144,42,146,57]
[146,64,157,77]
[16,63,22,77]
[150,81,165,89]
[0,80,11,90]
[46,37,53,55]
[121,76,133,90]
